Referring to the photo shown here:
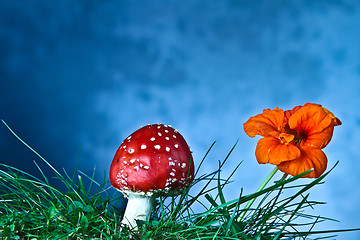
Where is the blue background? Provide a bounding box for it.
[1,1,360,239]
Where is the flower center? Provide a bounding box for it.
[293,129,308,145]
[281,125,307,146]
[285,128,308,146]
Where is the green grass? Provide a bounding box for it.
[1,120,359,239]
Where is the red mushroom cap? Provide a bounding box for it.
[110,124,194,196]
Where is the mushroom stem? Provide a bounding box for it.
[121,193,155,228]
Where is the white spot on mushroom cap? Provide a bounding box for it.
[158,132,162,136]
[181,163,187,168]
[166,147,170,152]
[150,137,155,141]
[154,145,161,150]
[141,144,147,149]
[128,149,135,154]
[170,172,175,177]
[174,144,179,148]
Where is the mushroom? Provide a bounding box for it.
[110,123,194,228]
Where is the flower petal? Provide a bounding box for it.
[288,103,338,149]
[319,104,342,126]
[277,148,327,178]
[255,137,301,165]
[279,132,295,143]
[289,103,332,134]
[304,125,334,149]
[244,107,285,138]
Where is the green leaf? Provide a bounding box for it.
[83,205,94,213]
[68,201,84,214]
[80,215,89,229]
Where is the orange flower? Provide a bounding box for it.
[244,103,341,178]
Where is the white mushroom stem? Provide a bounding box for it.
[121,193,155,228]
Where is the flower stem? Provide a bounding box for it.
[237,166,279,222]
